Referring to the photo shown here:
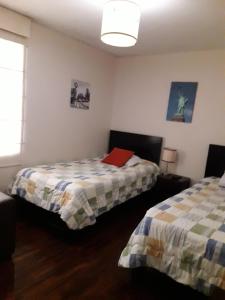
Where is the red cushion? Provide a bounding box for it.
[102,148,134,167]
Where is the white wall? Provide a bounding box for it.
[1,24,224,191]
[0,22,115,191]
[111,50,225,181]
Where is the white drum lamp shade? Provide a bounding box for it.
[101,0,141,47]
[162,148,177,163]
[162,148,177,174]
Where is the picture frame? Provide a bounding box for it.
[166,82,198,123]
[70,79,91,110]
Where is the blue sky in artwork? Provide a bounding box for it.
[166,82,198,123]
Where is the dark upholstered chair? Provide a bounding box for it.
[0,193,16,260]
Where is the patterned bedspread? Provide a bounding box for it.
[11,157,159,230]
[119,177,225,295]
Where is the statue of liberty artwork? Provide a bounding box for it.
[166,82,198,123]
[173,92,189,121]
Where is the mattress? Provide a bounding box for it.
[119,177,225,295]
[11,157,159,230]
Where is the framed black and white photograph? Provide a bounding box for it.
[70,79,91,110]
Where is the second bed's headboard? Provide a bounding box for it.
[205,144,225,177]
[108,130,163,165]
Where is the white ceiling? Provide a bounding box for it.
[0,0,224,56]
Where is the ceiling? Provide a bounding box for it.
[0,0,224,56]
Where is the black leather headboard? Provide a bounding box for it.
[205,144,225,177]
[108,130,163,165]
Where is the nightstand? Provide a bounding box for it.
[153,173,191,202]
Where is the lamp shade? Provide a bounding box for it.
[101,0,141,47]
[162,148,177,163]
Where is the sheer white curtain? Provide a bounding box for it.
[0,7,30,167]
[0,31,25,166]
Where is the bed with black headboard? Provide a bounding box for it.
[12,130,163,231]
[119,143,225,296]
[205,144,225,177]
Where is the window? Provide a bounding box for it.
[0,35,25,165]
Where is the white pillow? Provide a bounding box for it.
[219,173,225,187]
[124,155,142,167]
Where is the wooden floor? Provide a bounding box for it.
[0,194,224,300]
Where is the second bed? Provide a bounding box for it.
[119,144,225,296]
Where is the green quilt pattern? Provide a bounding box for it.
[119,177,225,295]
[11,157,159,230]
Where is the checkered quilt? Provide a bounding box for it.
[11,157,159,230]
[119,177,225,295]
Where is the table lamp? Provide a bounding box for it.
[161,147,177,174]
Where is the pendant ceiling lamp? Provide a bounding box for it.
[101,0,141,47]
